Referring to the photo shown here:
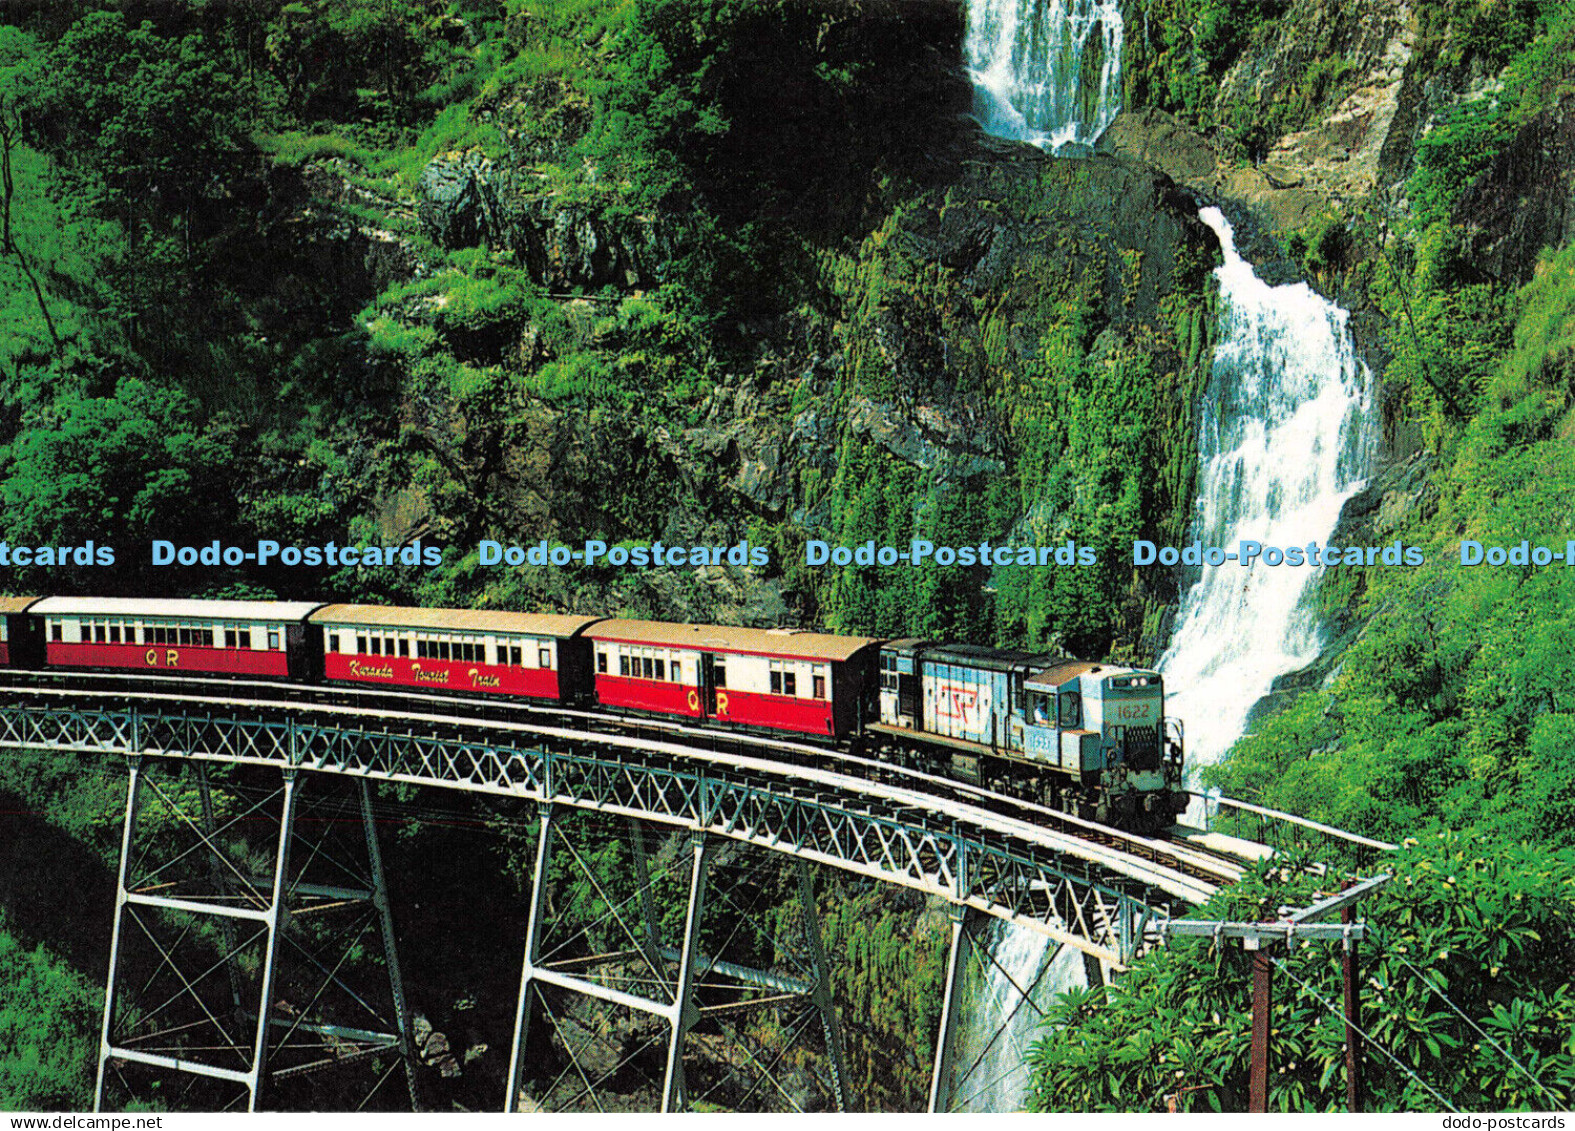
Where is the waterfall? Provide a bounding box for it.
[1159,207,1375,775]
[946,924,1084,1112]
[964,0,1124,151]
[955,6,1374,1108]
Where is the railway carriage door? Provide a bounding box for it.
[698,653,716,719]
[898,667,918,722]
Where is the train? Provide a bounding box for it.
[0,596,1188,832]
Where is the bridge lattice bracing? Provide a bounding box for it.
[90,759,417,1112]
[502,809,850,1112]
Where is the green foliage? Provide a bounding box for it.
[1409,102,1516,230]
[1414,0,1551,70]
[0,920,98,1112]
[1123,0,1289,137]
[820,887,948,1109]
[33,12,250,233]
[0,378,235,586]
[1029,838,1575,1112]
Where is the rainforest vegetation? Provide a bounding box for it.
[0,0,1572,1113]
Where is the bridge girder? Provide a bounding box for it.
[90,759,418,1113]
[0,699,1195,969]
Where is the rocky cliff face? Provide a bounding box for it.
[417,151,670,291]
[1454,98,1575,287]
[336,0,1223,649]
[1217,0,1419,197]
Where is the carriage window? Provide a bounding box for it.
[1058,693,1081,729]
[654,659,665,680]
[1031,694,1052,724]
[398,639,409,658]
[108,625,121,643]
[783,672,796,696]
[770,671,782,695]
[50,621,62,642]
[237,630,251,649]
[619,655,630,677]
[268,631,280,650]
[814,675,826,699]
[512,646,523,666]
[714,660,727,688]
[642,656,654,679]
[597,652,607,674]
[357,635,368,653]
[539,647,551,669]
[671,661,682,682]
[370,637,383,655]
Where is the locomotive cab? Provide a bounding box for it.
[1024,663,1187,827]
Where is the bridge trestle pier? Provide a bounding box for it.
[92,759,419,1112]
[504,807,851,1113]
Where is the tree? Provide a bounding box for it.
[31,13,249,266]
[0,27,61,357]
[0,378,235,587]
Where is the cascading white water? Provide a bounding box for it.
[1160,207,1375,775]
[964,0,1124,151]
[947,923,1084,1112]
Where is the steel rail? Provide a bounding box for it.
[0,682,1217,906]
[0,668,1244,887]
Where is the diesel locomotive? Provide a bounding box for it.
[0,596,1188,832]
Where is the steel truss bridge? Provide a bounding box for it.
[0,679,1391,1113]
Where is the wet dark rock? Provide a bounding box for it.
[1454,99,1575,287]
[415,150,669,289]
[417,150,504,250]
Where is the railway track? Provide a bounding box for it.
[0,668,1247,890]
